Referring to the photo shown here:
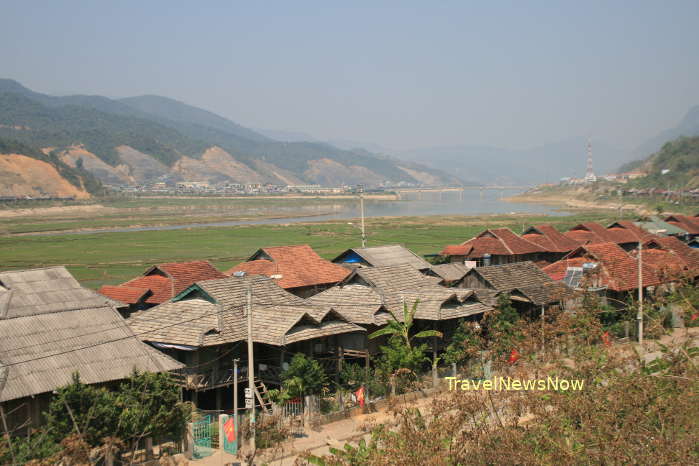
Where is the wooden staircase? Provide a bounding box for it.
[253,378,273,414]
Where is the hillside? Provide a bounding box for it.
[0,79,459,187]
[626,136,699,189]
[0,138,103,198]
[631,105,699,159]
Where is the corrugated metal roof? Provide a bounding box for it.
[0,267,182,402]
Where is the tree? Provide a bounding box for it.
[280,353,328,398]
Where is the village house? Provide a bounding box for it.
[521,224,581,264]
[543,242,661,304]
[309,264,492,354]
[633,216,688,238]
[441,228,547,266]
[664,214,699,240]
[98,260,227,317]
[453,261,575,315]
[226,245,350,297]
[563,221,654,252]
[0,267,182,435]
[426,262,471,286]
[332,244,432,271]
[127,275,365,412]
[642,236,699,278]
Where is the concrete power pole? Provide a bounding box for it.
[233,358,239,435]
[637,242,644,346]
[246,283,256,452]
[358,185,367,247]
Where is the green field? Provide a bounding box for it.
[0,210,631,289]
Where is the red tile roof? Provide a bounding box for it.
[542,257,588,281]
[440,244,473,256]
[629,249,689,278]
[442,228,545,258]
[607,221,656,242]
[665,215,699,235]
[545,242,661,291]
[644,236,699,273]
[226,245,350,290]
[98,260,226,305]
[97,285,150,305]
[522,224,580,253]
[563,222,614,245]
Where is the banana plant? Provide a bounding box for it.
[368,299,443,349]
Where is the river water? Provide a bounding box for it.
[28,189,567,236]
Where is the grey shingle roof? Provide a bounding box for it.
[430,263,471,282]
[463,262,574,306]
[334,245,432,270]
[0,267,183,403]
[0,266,112,319]
[353,264,440,293]
[128,277,365,347]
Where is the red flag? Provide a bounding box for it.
[507,349,520,364]
[223,416,236,443]
[602,331,612,347]
[691,313,698,322]
[355,386,365,408]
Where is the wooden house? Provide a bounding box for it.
[543,242,661,304]
[0,267,182,435]
[426,263,471,286]
[521,224,581,264]
[332,244,432,271]
[128,275,364,412]
[454,261,575,315]
[226,245,350,297]
[309,264,492,354]
[441,228,547,266]
[664,214,699,240]
[98,260,227,317]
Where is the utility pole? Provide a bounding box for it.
[246,283,256,452]
[0,369,16,466]
[233,358,239,436]
[358,185,367,247]
[637,241,644,346]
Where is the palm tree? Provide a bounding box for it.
[368,299,443,348]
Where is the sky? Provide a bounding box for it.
[2,1,699,153]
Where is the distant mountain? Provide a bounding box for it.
[629,105,699,162]
[398,138,625,186]
[253,128,318,142]
[622,136,699,190]
[0,79,459,187]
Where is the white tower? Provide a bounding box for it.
[584,138,597,183]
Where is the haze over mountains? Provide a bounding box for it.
[0,79,458,191]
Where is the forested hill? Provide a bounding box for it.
[624,136,699,189]
[0,79,459,187]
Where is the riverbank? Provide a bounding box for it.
[0,210,631,289]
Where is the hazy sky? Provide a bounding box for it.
[3,1,699,152]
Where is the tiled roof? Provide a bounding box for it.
[333,245,432,270]
[665,215,699,235]
[227,245,350,290]
[430,263,471,282]
[607,221,656,242]
[308,284,388,325]
[542,257,589,281]
[563,222,614,245]
[644,236,699,272]
[463,261,574,305]
[554,243,661,291]
[353,264,442,293]
[629,249,689,278]
[522,224,580,253]
[129,275,364,347]
[0,267,182,402]
[440,244,473,256]
[98,260,226,305]
[634,217,687,236]
[97,285,150,305]
[443,228,544,258]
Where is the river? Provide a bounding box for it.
[26,189,566,236]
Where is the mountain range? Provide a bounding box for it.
[0,79,459,192]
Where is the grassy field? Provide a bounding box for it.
[0,210,632,289]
